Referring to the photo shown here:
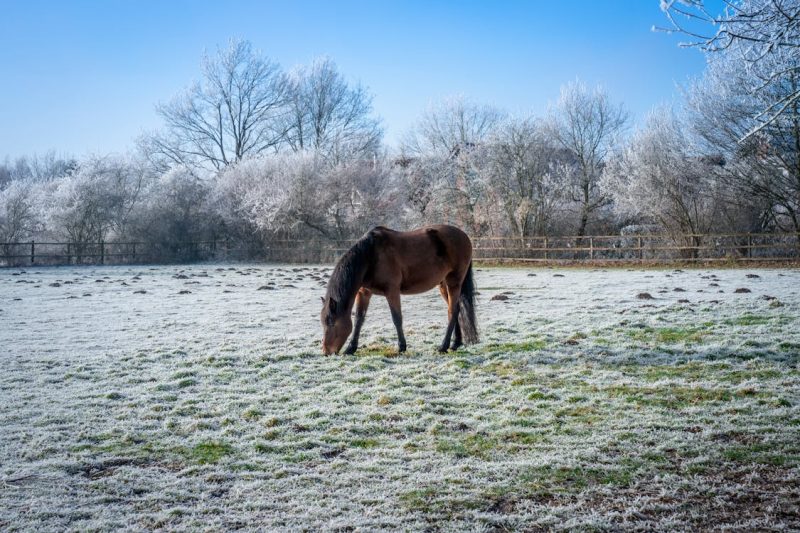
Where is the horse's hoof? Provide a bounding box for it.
[343,346,357,355]
[438,346,449,353]
[398,344,407,353]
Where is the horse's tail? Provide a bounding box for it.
[458,262,479,344]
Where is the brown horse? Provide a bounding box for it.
[320,225,479,355]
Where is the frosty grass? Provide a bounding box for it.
[1,264,798,530]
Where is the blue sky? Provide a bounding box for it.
[0,1,717,159]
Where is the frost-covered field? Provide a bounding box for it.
[1,264,799,531]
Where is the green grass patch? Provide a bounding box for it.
[399,485,483,515]
[486,338,547,353]
[481,361,520,377]
[724,313,771,326]
[176,378,197,388]
[528,389,558,401]
[514,464,636,494]
[436,433,497,459]
[451,358,472,369]
[504,430,550,446]
[634,362,730,381]
[723,442,800,466]
[242,407,263,420]
[357,344,400,357]
[604,383,763,408]
[254,442,282,454]
[184,441,234,464]
[778,341,800,352]
[350,438,380,449]
[553,405,602,425]
[628,326,705,344]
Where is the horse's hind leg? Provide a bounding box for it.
[344,288,371,355]
[386,289,407,353]
[439,282,462,351]
[451,320,463,351]
[439,282,462,353]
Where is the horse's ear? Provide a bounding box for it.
[328,298,337,313]
[320,296,325,304]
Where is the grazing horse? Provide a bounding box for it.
[320,225,479,355]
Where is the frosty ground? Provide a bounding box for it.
[1,264,798,531]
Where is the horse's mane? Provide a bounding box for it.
[325,231,375,313]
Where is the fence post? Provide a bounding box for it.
[100,241,104,265]
[637,236,643,262]
[132,242,136,261]
[747,233,752,259]
[589,236,594,260]
[67,243,71,265]
[544,236,548,260]
[30,240,35,264]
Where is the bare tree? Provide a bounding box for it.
[602,108,722,249]
[403,97,505,234]
[0,151,76,185]
[403,96,505,157]
[548,81,628,237]
[687,49,800,231]
[321,156,402,238]
[143,39,290,172]
[660,0,800,138]
[485,117,565,238]
[283,57,383,163]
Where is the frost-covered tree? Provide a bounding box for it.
[0,180,38,243]
[485,117,566,237]
[320,156,402,238]
[130,166,217,247]
[142,39,290,172]
[403,97,505,235]
[41,156,147,247]
[661,0,800,137]
[403,96,505,158]
[214,153,299,237]
[0,152,76,185]
[282,57,383,163]
[602,108,722,252]
[547,81,628,237]
[214,151,401,241]
[687,46,800,231]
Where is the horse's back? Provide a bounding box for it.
[368,225,472,295]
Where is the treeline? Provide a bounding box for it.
[1,12,799,258]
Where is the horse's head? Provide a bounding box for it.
[320,296,351,355]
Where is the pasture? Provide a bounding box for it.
[1,264,799,530]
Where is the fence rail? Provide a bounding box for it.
[2,232,799,267]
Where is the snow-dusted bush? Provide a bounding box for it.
[39,155,147,244]
[215,151,404,241]
[601,108,722,241]
[0,180,38,243]
[129,166,217,245]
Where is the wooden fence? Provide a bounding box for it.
[470,232,800,263]
[1,232,799,267]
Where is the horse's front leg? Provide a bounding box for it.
[344,288,371,355]
[386,290,407,353]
